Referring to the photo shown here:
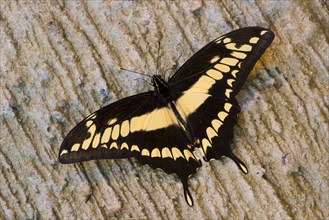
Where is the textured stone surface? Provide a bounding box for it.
[0,1,328,219]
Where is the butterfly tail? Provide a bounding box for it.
[181,176,194,206]
[229,153,249,174]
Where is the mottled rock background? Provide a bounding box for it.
[0,1,328,219]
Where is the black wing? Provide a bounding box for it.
[59,92,201,206]
[169,27,274,171]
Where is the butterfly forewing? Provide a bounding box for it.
[169,27,274,96]
[59,92,153,163]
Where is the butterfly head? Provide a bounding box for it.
[152,75,170,98]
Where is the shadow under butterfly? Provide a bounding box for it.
[59,27,275,206]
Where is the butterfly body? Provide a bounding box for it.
[59,27,274,206]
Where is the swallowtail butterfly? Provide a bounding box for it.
[59,27,274,206]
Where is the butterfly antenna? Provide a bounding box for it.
[156,41,161,75]
[120,67,151,78]
[164,52,183,74]
[135,78,153,87]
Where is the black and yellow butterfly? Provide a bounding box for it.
[59,27,274,206]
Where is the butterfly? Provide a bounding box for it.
[59,27,274,206]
